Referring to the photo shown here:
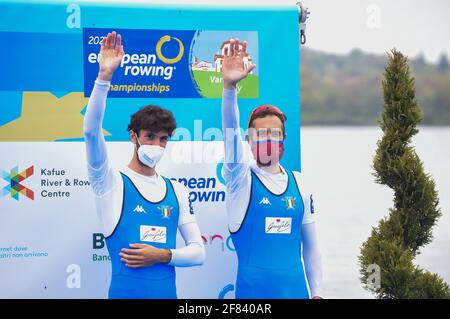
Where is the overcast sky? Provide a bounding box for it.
[303,0,450,63]
[95,0,450,62]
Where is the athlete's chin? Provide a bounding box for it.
[257,158,280,167]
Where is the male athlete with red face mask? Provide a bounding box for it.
[221,39,323,299]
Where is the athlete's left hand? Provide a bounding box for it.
[119,243,172,268]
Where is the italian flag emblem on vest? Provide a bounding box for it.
[158,206,172,218]
[282,196,296,209]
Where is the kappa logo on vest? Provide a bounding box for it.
[259,197,272,205]
[265,217,292,234]
[133,205,147,214]
[281,196,296,210]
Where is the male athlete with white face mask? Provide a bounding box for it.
[83,31,205,299]
[221,39,323,299]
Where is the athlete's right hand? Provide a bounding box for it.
[97,31,125,81]
[222,39,255,90]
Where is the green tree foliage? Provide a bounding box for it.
[300,48,450,125]
[437,53,450,73]
[358,50,449,299]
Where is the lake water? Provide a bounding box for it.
[301,127,450,298]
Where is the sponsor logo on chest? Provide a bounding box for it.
[265,217,292,234]
[140,225,167,243]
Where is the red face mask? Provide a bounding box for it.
[250,139,284,166]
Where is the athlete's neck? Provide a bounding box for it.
[257,162,282,174]
[128,154,157,177]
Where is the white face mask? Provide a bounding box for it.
[134,133,165,168]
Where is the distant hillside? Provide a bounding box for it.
[300,47,450,125]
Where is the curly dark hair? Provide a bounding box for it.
[127,105,177,136]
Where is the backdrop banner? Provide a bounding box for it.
[0,0,301,298]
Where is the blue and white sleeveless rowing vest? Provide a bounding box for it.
[105,172,179,299]
[230,169,310,299]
